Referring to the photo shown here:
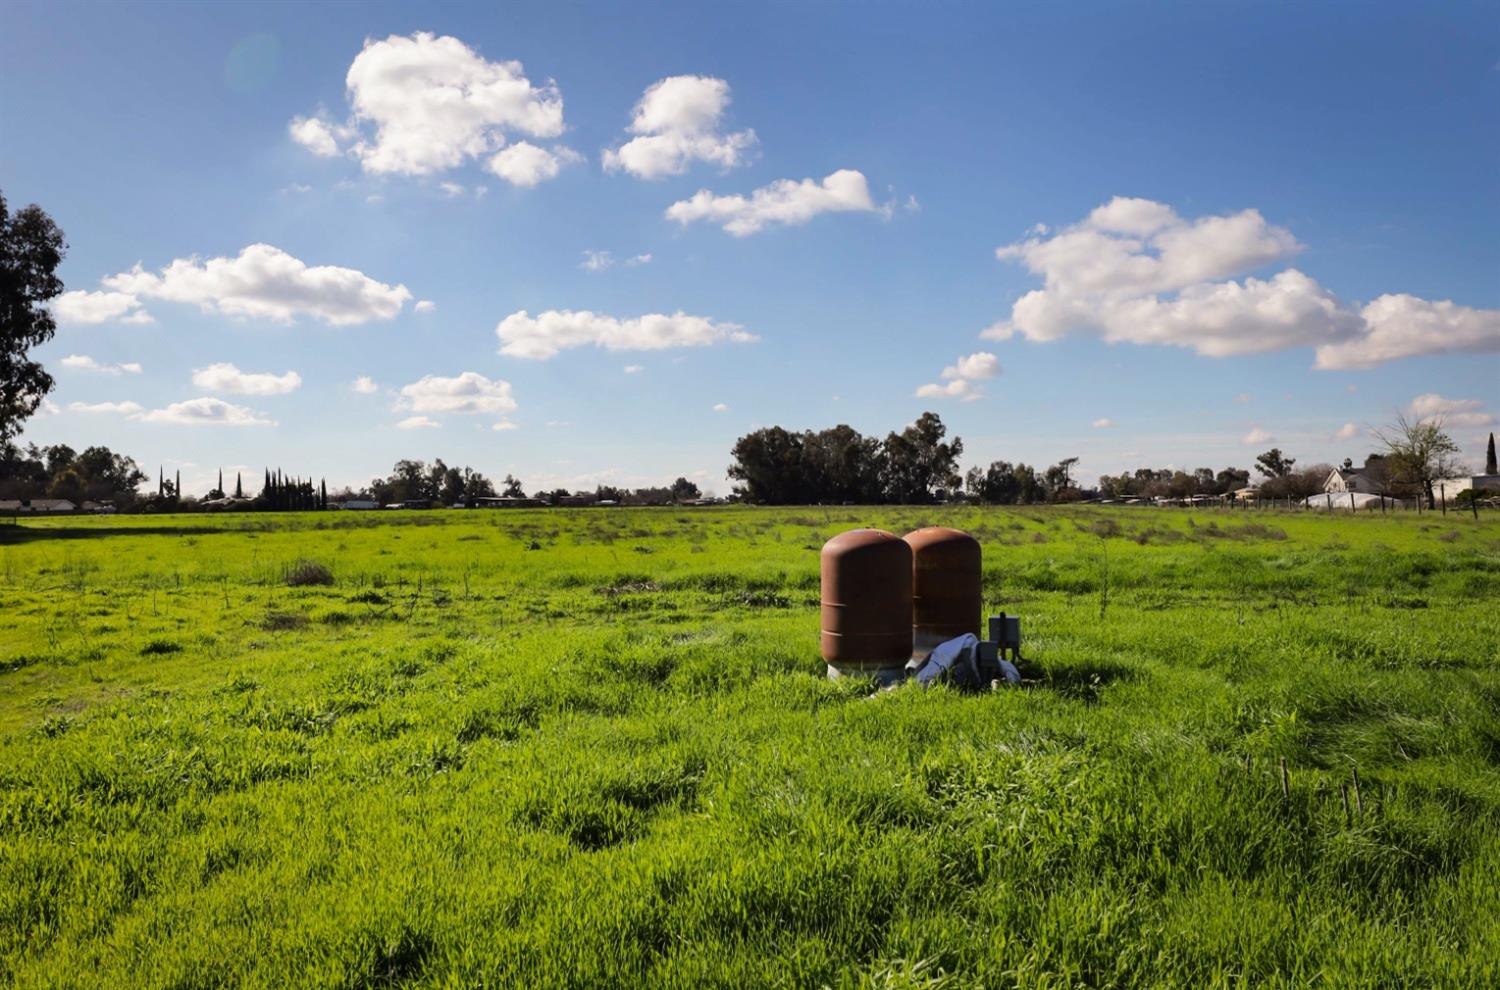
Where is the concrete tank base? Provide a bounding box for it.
[825,662,908,686]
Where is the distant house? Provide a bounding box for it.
[1323,468,1381,495]
[80,501,117,514]
[1435,474,1500,496]
[331,499,380,510]
[461,496,545,509]
[11,498,77,513]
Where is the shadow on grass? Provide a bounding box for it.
[0,524,233,544]
[1033,658,1137,703]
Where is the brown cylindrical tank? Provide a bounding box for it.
[904,527,981,658]
[820,529,912,677]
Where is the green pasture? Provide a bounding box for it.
[2,505,1498,988]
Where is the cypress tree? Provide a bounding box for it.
[320,478,327,510]
[235,472,243,499]
[1488,432,1497,475]
[217,468,223,496]
[158,467,163,498]
[175,469,180,501]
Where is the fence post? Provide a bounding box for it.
[1440,484,1446,515]
[1350,492,1355,513]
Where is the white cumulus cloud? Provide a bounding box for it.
[998,197,1301,297]
[603,75,757,180]
[396,415,442,430]
[1336,422,1359,439]
[487,142,581,187]
[988,197,1500,369]
[1315,296,1500,370]
[51,290,154,325]
[665,169,877,236]
[1243,427,1275,445]
[93,244,410,325]
[139,397,275,426]
[712,403,728,412]
[1407,393,1494,428]
[916,351,999,401]
[68,400,144,415]
[941,352,1001,381]
[496,309,755,360]
[288,116,353,157]
[191,362,302,396]
[290,32,569,181]
[1092,418,1114,429]
[915,379,978,401]
[352,376,379,394]
[60,354,142,375]
[399,372,517,417]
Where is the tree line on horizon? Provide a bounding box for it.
[726,413,1496,507]
[354,459,706,507]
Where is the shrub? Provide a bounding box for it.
[260,611,308,631]
[283,560,334,587]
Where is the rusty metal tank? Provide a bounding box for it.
[904,527,981,658]
[820,528,912,680]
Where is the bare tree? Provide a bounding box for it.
[1374,412,1465,508]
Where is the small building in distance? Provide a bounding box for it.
[330,499,381,510]
[1435,474,1500,496]
[1,498,77,513]
[1323,468,1382,495]
[460,496,545,509]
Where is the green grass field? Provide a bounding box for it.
[2,506,1498,988]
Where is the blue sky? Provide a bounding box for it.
[3,0,1497,495]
